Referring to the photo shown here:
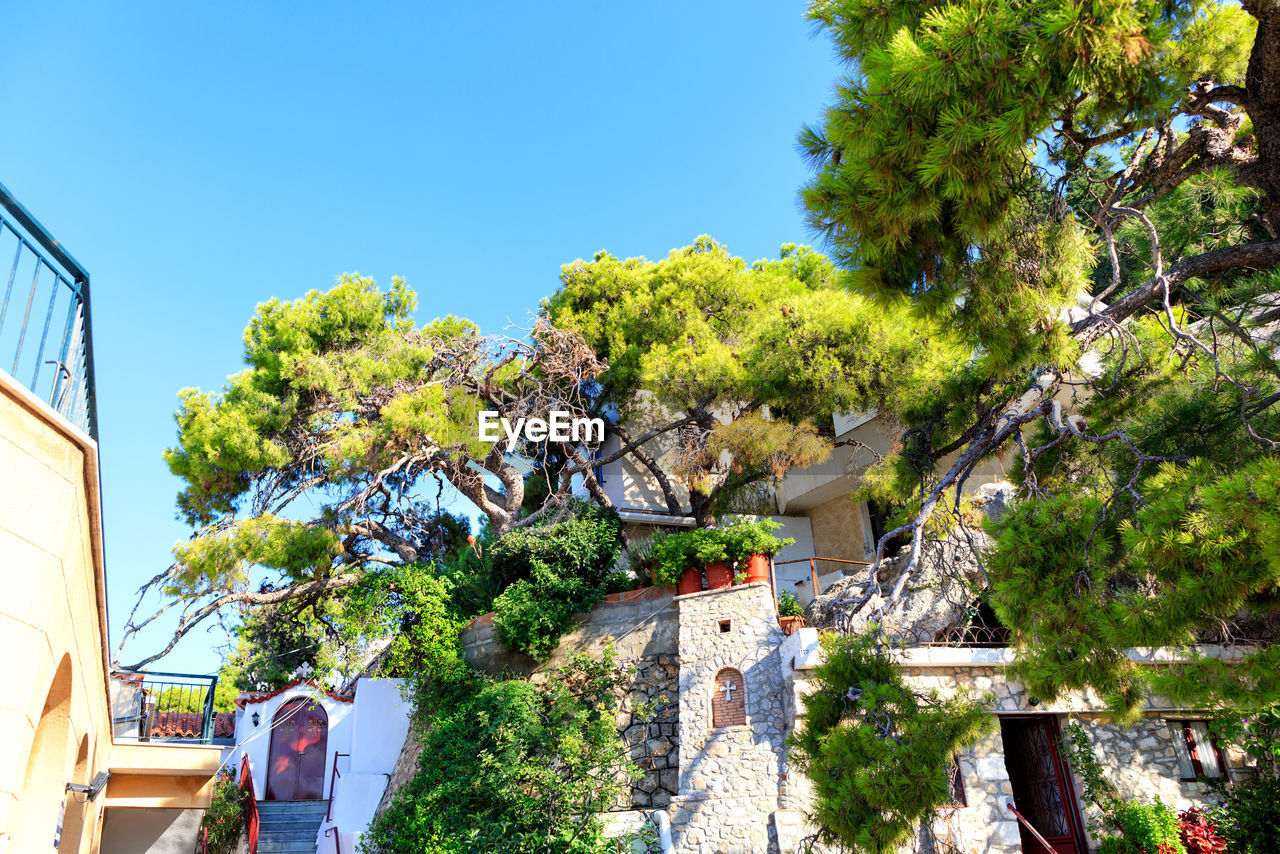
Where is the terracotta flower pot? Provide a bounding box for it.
[705,561,733,590]
[676,567,703,595]
[779,615,806,636]
[744,553,770,584]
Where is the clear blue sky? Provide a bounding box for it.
[0,2,840,674]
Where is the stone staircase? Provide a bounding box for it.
[256,799,328,853]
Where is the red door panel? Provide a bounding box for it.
[1001,716,1087,854]
[266,699,328,801]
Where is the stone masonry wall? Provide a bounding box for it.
[619,654,681,807]
[778,630,1235,854]
[670,581,788,854]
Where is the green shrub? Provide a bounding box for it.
[649,530,700,587]
[361,645,643,854]
[778,590,804,617]
[788,632,992,853]
[1208,777,1280,854]
[493,571,603,660]
[1097,799,1186,854]
[199,774,244,854]
[718,517,793,562]
[489,505,624,659]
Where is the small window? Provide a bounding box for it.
[939,756,966,808]
[1169,720,1226,781]
[718,619,732,634]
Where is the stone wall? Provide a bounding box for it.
[670,582,788,853]
[620,654,681,807]
[778,629,1238,854]
[460,586,678,676]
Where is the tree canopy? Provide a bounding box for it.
[799,0,1280,714]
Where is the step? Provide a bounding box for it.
[259,831,321,846]
[257,804,327,814]
[259,818,326,833]
[256,845,318,854]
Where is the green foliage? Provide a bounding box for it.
[647,520,793,588]
[778,590,804,618]
[199,775,245,854]
[361,645,643,854]
[490,504,624,660]
[800,0,1213,341]
[544,239,955,515]
[788,632,992,853]
[1207,777,1280,854]
[988,457,1280,717]
[218,600,343,692]
[717,517,794,562]
[1098,799,1186,854]
[1203,704,1280,854]
[649,531,701,588]
[337,563,466,678]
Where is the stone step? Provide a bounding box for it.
[256,844,318,854]
[258,818,325,834]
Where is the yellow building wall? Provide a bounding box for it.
[0,371,113,854]
[0,371,219,854]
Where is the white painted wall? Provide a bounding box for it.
[316,678,411,854]
[232,684,356,801]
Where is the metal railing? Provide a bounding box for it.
[111,670,223,743]
[326,752,350,821]
[1006,802,1062,854]
[239,755,259,854]
[0,180,96,437]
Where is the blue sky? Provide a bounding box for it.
[0,2,840,674]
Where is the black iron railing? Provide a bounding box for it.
[0,180,96,437]
[111,670,228,744]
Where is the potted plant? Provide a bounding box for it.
[723,518,794,584]
[778,590,806,636]
[693,526,734,590]
[650,531,702,595]
[620,530,670,586]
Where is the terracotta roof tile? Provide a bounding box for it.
[234,678,353,708]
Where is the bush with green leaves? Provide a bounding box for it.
[1097,799,1186,854]
[1204,704,1280,854]
[199,774,244,854]
[360,645,643,854]
[788,632,992,853]
[777,590,804,618]
[488,504,624,660]
[649,530,701,587]
[718,517,793,563]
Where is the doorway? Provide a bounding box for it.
[1000,715,1087,854]
[265,699,328,801]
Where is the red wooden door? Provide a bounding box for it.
[1001,716,1087,854]
[266,699,328,801]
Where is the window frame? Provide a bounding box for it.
[1169,719,1228,782]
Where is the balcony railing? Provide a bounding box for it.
[0,180,96,437]
[111,669,234,744]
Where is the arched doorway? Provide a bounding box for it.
[265,698,328,800]
[11,654,73,851]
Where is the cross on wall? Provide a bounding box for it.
[721,681,737,704]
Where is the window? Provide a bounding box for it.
[1169,720,1226,781]
[718,619,732,634]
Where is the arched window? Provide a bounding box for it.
[711,668,745,728]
